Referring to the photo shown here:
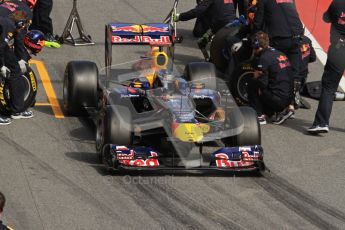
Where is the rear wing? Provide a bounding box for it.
[107,23,174,46]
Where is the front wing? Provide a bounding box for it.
[103,144,264,172]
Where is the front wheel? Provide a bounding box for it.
[96,105,133,163]
[222,106,261,146]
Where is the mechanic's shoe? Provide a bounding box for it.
[0,115,12,125]
[307,125,329,134]
[298,97,311,110]
[11,110,34,119]
[44,33,61,48]
[272,109,294,125]
[257,115,267,125]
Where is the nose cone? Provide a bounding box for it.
[173,123,210,142]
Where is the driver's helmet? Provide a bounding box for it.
[22,0,37,9]
[24,30,45,55]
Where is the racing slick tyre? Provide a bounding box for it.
[210,26,239,73]
[63,61,99,116]
[222,106,261,146]
[96,105,133,163]
[0,67,37,115]
[236,106,261,146]
[184,62,217,90]
[229,68,253,106]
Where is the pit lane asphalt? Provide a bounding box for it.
[1,1,345,229]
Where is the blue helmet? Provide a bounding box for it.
[24,30,45,54]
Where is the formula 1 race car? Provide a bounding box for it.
[0,67,38,115]
[63,20,264,172]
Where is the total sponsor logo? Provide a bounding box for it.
[112,35,171,44]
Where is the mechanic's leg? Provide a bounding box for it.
[193,18,209,38]
[36,0,53,35]
[30,1,41,31]
[4,52,25,114]
[237,0,248,16]
[272,37,302,108]
[261,90,290,117]
[313,45,345,126]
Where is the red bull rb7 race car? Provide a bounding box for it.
[63,21,265,172]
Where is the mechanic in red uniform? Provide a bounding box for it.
[308,0,345,134]
[247,32,294,125]
[0,192,14,230]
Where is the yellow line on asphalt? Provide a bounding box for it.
[35,102,51,106]
[30,60,65,119]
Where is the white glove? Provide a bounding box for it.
[18,59,27,73]
[231,41,243,52]
[1,66,10,78]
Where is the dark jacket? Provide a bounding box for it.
[300,35,316,76]
[323,0,345,44]
[0,0,32,19]
[254,47,293,99]
[0,16,28,66]
[179,0,236,33]
[253,0,304,38]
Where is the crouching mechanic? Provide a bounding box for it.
[247,32,294,125]
[0,11,33,125]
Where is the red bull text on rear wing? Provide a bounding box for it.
[109,23,174,45]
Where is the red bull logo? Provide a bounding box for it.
[277,55,288,62]
[277,55,291,69]
[112,35,171,45]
